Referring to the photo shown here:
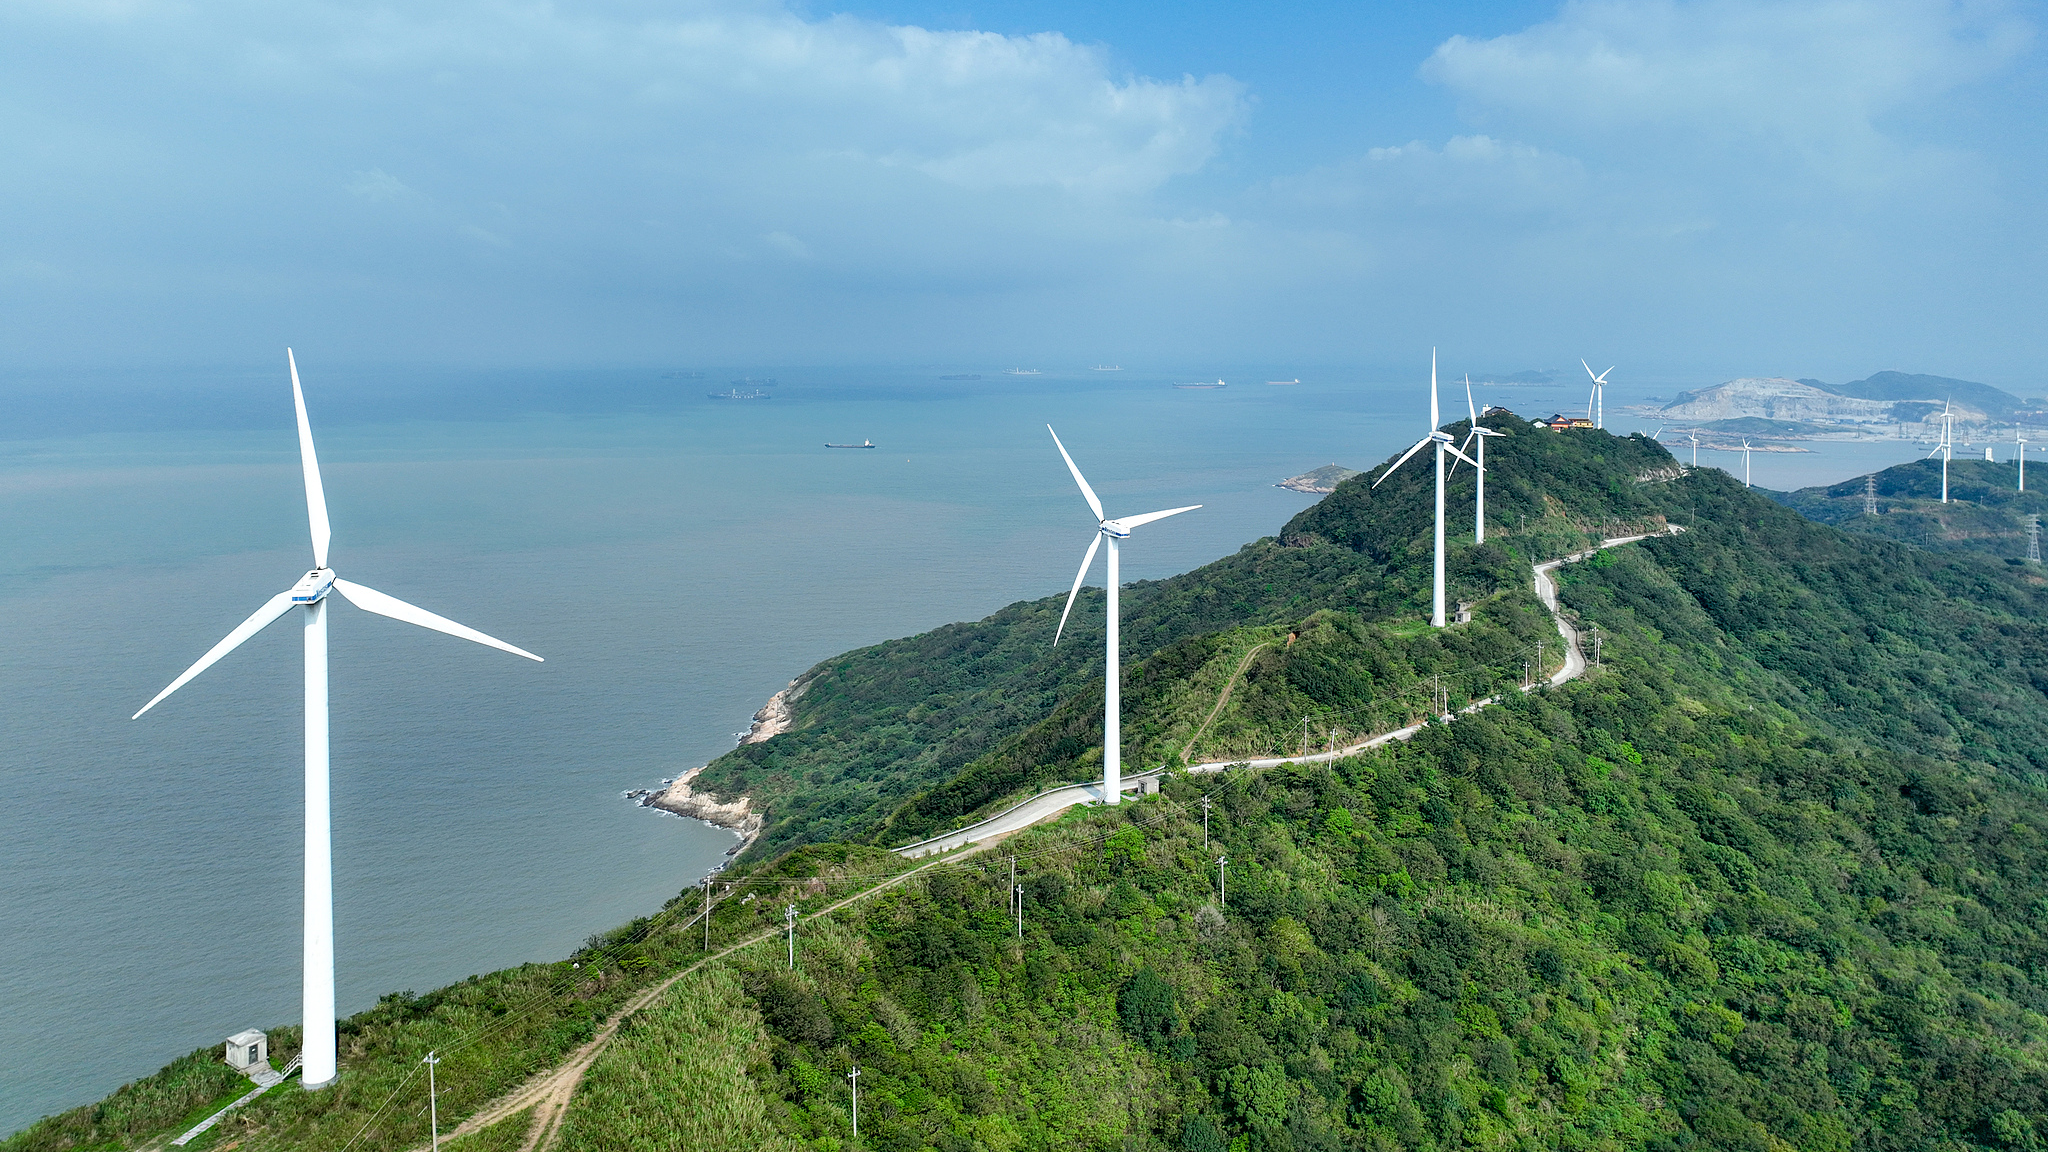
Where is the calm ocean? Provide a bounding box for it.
[0,363,1928,1132]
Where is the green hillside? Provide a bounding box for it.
[703,417,1687,859]
[19,425,2048,1152]
[1772,458,2048,559]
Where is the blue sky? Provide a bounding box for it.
[2,0,2043,383]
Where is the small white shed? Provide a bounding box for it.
[224,1029,268,1072]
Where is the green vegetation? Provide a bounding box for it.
[21,422,2048,1152]
[1774,458,2048,560]
[705,416,1687,859]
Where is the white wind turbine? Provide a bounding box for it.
[1449,376,1503,543]
[1375,350,1482,627]
[132,351,543,1090]
[2019,429,2029,493]
[1742,440,1753,487]
[1929,401,1954,503]
[1582,359,1614,430]
[1049,427,1198,805]
[1689,431,1700,468]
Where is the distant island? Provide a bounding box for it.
[1276,462,1360,493]
[1645,371,2037,442]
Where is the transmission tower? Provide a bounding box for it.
[2028,514,2041,565]
[1864,475,1878,516]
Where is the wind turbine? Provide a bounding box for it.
[1742,440,1753,488]
[1375,351,1482,627]
[1689,431,1700,468]
[1049,427,1198,806]
[132,351,543,1090]
[1449,376,1503,543]
[2018,429,2028,493]
[1929,401,1954,503]
[1582,360,1614,430]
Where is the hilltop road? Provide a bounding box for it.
[895,526,1682,858]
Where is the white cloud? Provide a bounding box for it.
[345,168,412,202]
[1279,135,1589,220]
[1423,0,2031,163]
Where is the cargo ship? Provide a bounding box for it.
[709,388,770,400]
[1174,379,1227,389]
[826,440,876,449]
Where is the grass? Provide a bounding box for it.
[445,1107,534,1152]
[552,965,800,1152]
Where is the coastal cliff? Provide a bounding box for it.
[638,677,807,846]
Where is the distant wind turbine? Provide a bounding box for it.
[1582,359,1614,430]
[1049,427,1199,806]
[1742,440,1753,488]
[1929,401,1954,503]
[1376,351,1482,627]
[1689,431,1700,468]
[2018,429,2028,493]
[1449,376,1503,543]
[132,351,543,1089]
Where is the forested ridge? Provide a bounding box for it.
[20,422,2048,1152]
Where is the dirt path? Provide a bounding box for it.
[419,844,999,1152]
[1180,641,1271,763]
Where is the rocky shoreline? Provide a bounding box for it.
[625,677,808,861]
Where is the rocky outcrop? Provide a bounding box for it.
[741,677,806,744]
[641,765,762,844]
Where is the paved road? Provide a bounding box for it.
[896,526,1683,859]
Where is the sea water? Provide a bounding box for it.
[0,364,1937,1131]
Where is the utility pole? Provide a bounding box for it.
[1301,716,1309,759]
[1015,883,1023,938]
[704,883,713,952]
[1535,640,1544,684]
[1591,625,1602,668]
[847,1066,860,1139]
[1217,855,1228,909]
[1201,795,1211,849]
[785,904,796,969]
[422,1051,441,1152]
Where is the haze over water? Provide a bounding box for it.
[0,364,1932,1132]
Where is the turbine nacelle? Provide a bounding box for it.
[291,569,337,603]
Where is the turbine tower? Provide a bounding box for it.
[1375,350,1482,627]
[1929,402,1954,503]
[1049,428,1198,806]
[1742,440,1753,488]
[2018,429,2028,493]
[1582,360,1614,430]
[133,351,543,1089]
[1689,431,1700,468]
[1450,376,1503,543]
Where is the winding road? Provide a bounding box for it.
[896,526,1682,858]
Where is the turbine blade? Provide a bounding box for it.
[1373,437,1433,488]
[1046,426,1104,521]
[1601,366,1615,383]
[133,591,298,719]
[331,579,543,661]
[1445,444,1483,471]
[1115,504,1202,531]
[1465,376,1477,425]
[1054,533,1103,646]
[289,350,332,570]
[1448,430,1478,477]
[1430,349,1439,429]
[1583,358,1598,381]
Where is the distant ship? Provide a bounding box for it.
[661,371,706,379]
[1174,379,1228,389]
[1003,368,1042,376]
[730,377,777,387]
[939,374,982,381]
[826,440,876,449]
[709,388,770,400]
[1091,365,1123,372]
[1266,378,1300,385]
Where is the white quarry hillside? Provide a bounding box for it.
[1658,377,1983,425]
